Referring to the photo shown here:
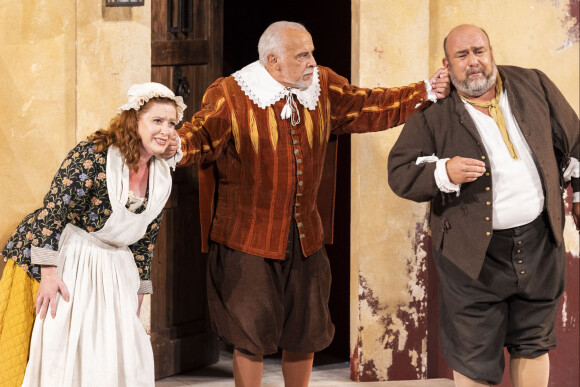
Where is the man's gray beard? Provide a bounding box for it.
[450,63,498,97]
[295,77,313,90]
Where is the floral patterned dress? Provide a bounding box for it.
[2,142,172,387]
[2,141,163,292]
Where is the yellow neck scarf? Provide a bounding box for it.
[461,75,518,159]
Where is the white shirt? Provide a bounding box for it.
[464,89,544,229]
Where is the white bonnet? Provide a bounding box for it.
[118,82,187,123]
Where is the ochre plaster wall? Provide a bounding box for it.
[351,0,432,381]
[351,0,579,381]
[0,1,77,251]
[0,2,151,272]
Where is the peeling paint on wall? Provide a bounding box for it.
[353,219,430,381]
[551,0,580,44]
[561,292,568,328]
[549,249,580,386]
[548,188,580,386]
[350,334,361,380]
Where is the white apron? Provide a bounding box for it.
[22,146,171,387]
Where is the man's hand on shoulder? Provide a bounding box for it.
[163,130,179,159]
[430,68,450,100]
[446,156,486,184]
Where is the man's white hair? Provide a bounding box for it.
[258,21,307,66]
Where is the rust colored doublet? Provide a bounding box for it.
[178,66,429,259]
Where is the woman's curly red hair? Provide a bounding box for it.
[88,97,177,172]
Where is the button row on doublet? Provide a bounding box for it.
[291,130,305,240]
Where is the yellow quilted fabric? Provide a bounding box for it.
[0,259,39,387]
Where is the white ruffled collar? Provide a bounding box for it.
[232,61,320,110]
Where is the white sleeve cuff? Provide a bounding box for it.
[31,246,59,266]
[435,158,461,195]
[563,157,579,181]
[416,154,440,165]
[424,79,437,102]
[138,280,153,294]
[415,154,461,196]
[573,191,579,203]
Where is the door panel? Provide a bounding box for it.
[150,0,223,379]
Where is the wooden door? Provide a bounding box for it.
[150,0,223,379]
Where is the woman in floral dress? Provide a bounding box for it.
[0,83,185,387]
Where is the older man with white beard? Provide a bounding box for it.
[168,20,450,387]
[388,24,579,387]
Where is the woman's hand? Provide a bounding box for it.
[36,265,70,319]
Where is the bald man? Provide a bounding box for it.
[388,24,579,387]
[169,21,450,387]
